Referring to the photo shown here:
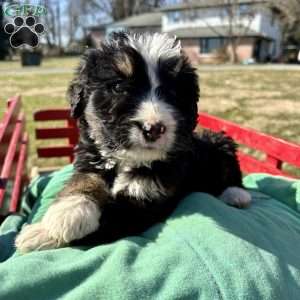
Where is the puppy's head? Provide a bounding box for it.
[68,32,199,164]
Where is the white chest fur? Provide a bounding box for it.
[111,168,166,201]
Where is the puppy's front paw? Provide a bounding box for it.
[15,223,64,254]
[15,196,101,254]
[43,196,101,243]
[219,187,251,208]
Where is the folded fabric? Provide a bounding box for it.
[0,165,300,300]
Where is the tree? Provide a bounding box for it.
[41,0,62,50]
[0,2,10,60]
[224,0,257,63]
[269,0,300,45]
[64,0,165,46]
[185,0,258,63]
[81,0,165,21]
[39,0,166,49]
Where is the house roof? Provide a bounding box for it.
[110,11,162,28]
[166,25,268,38]
[161,0,267,12]
[86,24,111,31]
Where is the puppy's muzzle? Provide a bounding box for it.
[135,121,166,142]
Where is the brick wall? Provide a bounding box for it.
[229,38,256,62]
[181,37,256,64]
[180,38,201,64]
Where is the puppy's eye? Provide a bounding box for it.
[110,81,125,94]
[112,83,122,93]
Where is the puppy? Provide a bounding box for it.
[16,32,251,252]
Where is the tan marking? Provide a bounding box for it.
[58,172,110,206]
[115,54,133,77]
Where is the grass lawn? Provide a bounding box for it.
[0,57,299,175]
[199,69,300,144]
[0,57,78,169]
[0,56,79,70]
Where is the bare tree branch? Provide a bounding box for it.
[269,0,300,43]
[185,0,260,63]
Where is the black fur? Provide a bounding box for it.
[66,32,243,245]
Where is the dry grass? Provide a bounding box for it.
[0,56,78,70]
[199,69,300,144]
[0,57,299,175]
[0,57,77,169]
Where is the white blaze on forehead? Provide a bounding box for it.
[128,33,179,136]
[133,33,181,64]
[129,33,182,87]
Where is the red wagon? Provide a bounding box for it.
[1,96,300,220]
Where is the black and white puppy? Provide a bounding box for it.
[16,32,251,252]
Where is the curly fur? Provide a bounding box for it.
[16,32,250,252]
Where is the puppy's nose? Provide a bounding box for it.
[142,122,166,142]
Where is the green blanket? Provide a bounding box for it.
[0,165,300,300]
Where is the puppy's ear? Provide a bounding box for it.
[177,56,200,132]
[68,80,85,118]
[108,31,130,46]
[67,53,90,119]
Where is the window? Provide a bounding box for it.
[168,11,181,23]
[199,38,225,54]
[239,4,250,15]
[181,11,188,21]
[168,10,199,23]
[189,9,198,20]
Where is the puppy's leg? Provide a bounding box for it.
[209,132,252,208]
[196,130,251,208]
[15,173,109,253]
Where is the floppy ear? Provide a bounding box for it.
[67,79,86,118]
[108,31,130,46]
[174,55,200,132]
[67,56,89,119]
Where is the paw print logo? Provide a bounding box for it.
[4,16,45,48]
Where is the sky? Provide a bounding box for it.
[2,0,181,46]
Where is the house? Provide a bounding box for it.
[107,11,162,35]
[87,0,283,63]
[84,24,108,48]
[161,0,282,63]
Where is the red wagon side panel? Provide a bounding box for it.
[0,96,28,214]
[34,109,79,163]
[198,113,300,178]
[1,101,300,219]
[33,107,300,178]
[10,133,28,212]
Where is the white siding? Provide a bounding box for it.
[162,5,282,59]
[163,7,249,31]
[163,7,261,30]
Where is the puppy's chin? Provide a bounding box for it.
[116,147,167,167]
